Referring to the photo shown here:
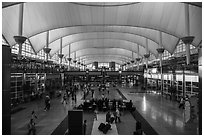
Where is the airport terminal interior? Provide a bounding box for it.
[2,2,202,135]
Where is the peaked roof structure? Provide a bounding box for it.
[2,2,202,65]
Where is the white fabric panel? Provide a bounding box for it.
[104,7,118,24]
[29,32,47,52]
[49,39,61,55]
[41,26,178,55]
[80,55,131,61]
[78,5,92,25]
[2,4,19,46]
[2,2,201,59]
[48,32,155,57]
[189,5,202,47]
[90,6,104,24]
[72,48,133,59]
[162,32,179,54]
[59,39,145,57]
[116,5,130,25]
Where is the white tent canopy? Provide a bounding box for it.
[2,2,202,64]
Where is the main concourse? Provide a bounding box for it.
[2,1,202,135]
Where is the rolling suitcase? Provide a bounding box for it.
[102,123,111,134]
[98,123,105,131]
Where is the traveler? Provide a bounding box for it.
[61,93,67,105]
[28,119,36,135]
[115,109,121,123]
[83,120,87,135]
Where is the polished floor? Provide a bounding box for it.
[10,84,198,135]
[118,85,199,135]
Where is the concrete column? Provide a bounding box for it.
[2,45,11,134]
[158,31,163,67]
[137,45,140,70]
[157,31,165,94]
[18,3,24,56]
[145,38,149,69]
[60,37,63,64]
[46,31,49,61]
[109,61,115,71]
[198,45,202,135]
[185,4,190,65]
[93,61,98,70]
[68,45,71,70]
[132,51,134,70]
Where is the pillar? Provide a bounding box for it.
[67,45,72,71]
[43,31,51,61]
[181,4,195,65]
[18,3,24,56]
[58,37,64,65]
[13,3,27,58]
[136,44,141,70]
[109,61,115,71]
[156,31,165,95]
[144,38,150,69]
[93,61,98,70]
[2,45,11,134]
[46,31,49,61]
[198,45,202,134]
[131,51,135,71]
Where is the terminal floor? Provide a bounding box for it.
[11,86,198,135]
[118,85,199,135]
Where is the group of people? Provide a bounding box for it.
[106,109,121,124]
[82,97,133,112]
[178,95,189,109]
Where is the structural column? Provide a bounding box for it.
[156,31,165,94]
[180,4,195,98]
[144,39,150,88]
[43,31,51,61]
[198,44,202,135]
[73,52,77,70]
[2,45,11,134]
[67,45,72,71]
[130,51,135,71]
[58,37,64,65]
[93,61,98,70]
[77,58,81,71]
[144,38,150,69]
[136,44,141,70]
[181,4,194,65]
[14,3,27,58]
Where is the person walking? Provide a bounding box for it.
[106,111,111,123]
[115,108,121,123]
[61,93,67,105]
[44,95,50,111]
[94,109,98,120]
[31,110,37,123]
[179,97,185,109]
[28,119,36,135]
[83,120,87,135]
